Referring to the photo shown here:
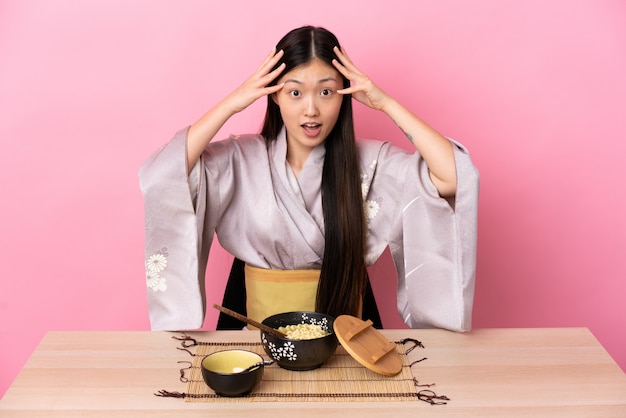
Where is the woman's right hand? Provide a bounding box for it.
[187,48,286,170]
[224,48,286,114]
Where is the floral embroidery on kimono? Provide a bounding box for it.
[139,127,479,332]
[146,248,169,292]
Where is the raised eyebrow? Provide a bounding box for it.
[283,77,340,85]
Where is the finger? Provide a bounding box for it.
[333,46,358,72]
[333,58,362,87]
[333,46,349,61]
[261,62,286,85]
[333,59,370,93]
[253,82,284,103]
[332,58,350,78]
[332,57,362,84]
[255,48,276,71]
[265,82,285,95]
[257,48,284,73]
[336,85,359,95]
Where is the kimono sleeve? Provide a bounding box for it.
[138,128,216,331]
[390,140,479,332]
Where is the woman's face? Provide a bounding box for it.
[273,58,344,156]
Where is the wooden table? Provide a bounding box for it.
[1,328,625,417]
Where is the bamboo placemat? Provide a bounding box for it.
[169,337,428,403]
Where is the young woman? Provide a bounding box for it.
[140,26,479,332]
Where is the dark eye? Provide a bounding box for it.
[321,89,332,96]
[289,90,301,97]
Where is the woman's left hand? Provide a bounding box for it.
[334,47,457,197]
[332,46,390,111]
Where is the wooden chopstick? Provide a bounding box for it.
[212,304,287,338]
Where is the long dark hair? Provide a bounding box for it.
[260,26,367,319]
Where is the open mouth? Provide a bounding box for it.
[301,123,322,136]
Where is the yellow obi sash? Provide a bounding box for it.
[245,264,320,326]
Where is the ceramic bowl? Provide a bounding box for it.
[260,311,338,371]
[200,350,265,397]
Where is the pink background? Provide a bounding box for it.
[1,0,625,397]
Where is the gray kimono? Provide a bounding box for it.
[139,127,479,331]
